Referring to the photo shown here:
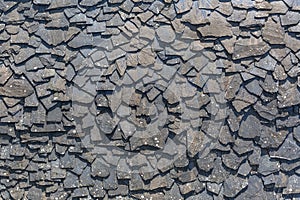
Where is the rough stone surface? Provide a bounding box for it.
[0,1,299,200]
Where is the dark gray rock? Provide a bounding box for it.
[0,66,12,85]
[156,25,176,43]
[257,155,280,176]
[270,134,300,161]
[233,38,270,60]
[238,115,261,139]
[91,158,110,178]
[63,172,80,189]
[0,78,34,98]
[223,176,248,198]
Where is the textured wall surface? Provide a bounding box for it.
[0,0,300,199]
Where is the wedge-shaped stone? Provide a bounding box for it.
[233,38,270,60]
[238,115,261,139]
[0,78,34,98]
[223,176,248,198]
[270,134,300,161]
[197,12,232,37]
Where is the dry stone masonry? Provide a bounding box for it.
[0,0,300,199]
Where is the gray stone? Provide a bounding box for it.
[49,0,78,9]
[63,172,79,189]
[257,155,280,176]
[238,161,251,177]
[68,32,93,48]
[0,78,34,98]
[233,38,270,60]
[258,126,287,149]
[223,176,248,198]
[280,11,300,26]
[270,134,300,161]
[197,12,232,37]
[222,151,244,170]
[175,0,192,14]
[0,66,12,85]
[80,0,99,6]
[96,112,116,134]
[284,33,300,52]
[26,187,43,200]
[262,18,285,45]
[283,175,300,194]
[87,21,106,33]
[238,115,261,139]
[14,47,36,64]
[156,25,176,43]
[35,27,66,46]
[245,79,263,96]
[91,158,110,178]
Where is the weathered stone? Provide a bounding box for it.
[233,38,270,60]
[257,155,280,176]
[197,12,232,37]
[270,134,300,161]
[0,78,34,98]
[68,32,93,48]
[223,176,248,198]
[262,18,285,45]
[156,25,176,43]
[284,33,300,52]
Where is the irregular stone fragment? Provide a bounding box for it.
[0,66,12,85]
[14,47,35,64]
[257,155,280,176]
[49,0,78,9]
[68,32,93,48]
[72,86,94,104]
[0,78,34,98]
[26,187,43,200]
[283,175,300,194]
[35,27,66,46]
[63,172,79,189]
[284,33,300,52]
[270,134,300,161]
[197,12,232,37]
[280,11,300,26]
[233,38,270,60]
[262,18,285,45]
[96,112,116,134]
[223,176,248,198]
[238,115,261,139]
[175,0,192,14]
[222,151,244,170]
[105,48,126,62]
[156,25,176,43]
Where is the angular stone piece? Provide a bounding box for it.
[0,66,12,85]
[197,12,232,37]
[175,0,192,14]
[233,38,270,60]
[14,47,36,64]
[262,18,285,45]
[284,33,300,52]
[91,158,110,178]
[68,32,93,48]
[280,11,300,26]
[257,155,280,176]
[0,78,34,98]
[223,176,248,198]
[238,115,261,139]
[156,25,176,43]
[96,112,116,134]
[270,134,300,161]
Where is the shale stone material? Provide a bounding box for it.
[0,0,300,199]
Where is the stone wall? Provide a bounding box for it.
[0,0,300,199]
